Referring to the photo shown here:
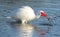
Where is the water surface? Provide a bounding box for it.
[0,0,60,37]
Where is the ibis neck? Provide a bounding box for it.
[35,15,40,19]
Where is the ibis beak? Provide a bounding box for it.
[40,10,50,19]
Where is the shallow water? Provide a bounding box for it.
[0,0,60,37]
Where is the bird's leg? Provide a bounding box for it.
[22,20,27,24]
[25,21,27,24]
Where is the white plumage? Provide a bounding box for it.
[16,6,39,24]
[15,6,47,24]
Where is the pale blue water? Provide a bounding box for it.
[0,0,60,37]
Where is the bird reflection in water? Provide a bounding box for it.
[10,21,49,37]
[11,22,34,37]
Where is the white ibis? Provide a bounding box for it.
[16,6,48,24]
[14,6,49,37]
